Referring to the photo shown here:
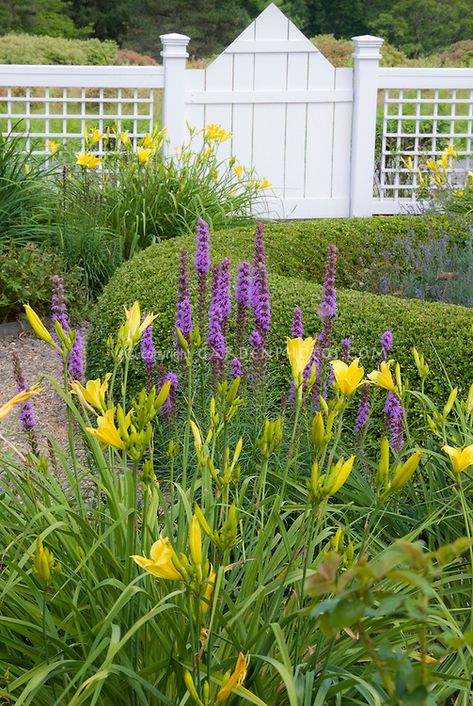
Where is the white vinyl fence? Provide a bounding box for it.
[0,3,472,218]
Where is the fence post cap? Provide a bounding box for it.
[160,33,190,58]
[351,35,384,59]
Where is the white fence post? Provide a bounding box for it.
[350,35,383,217]
[160,32,190,155]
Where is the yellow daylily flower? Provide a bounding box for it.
[119,130,130,145]
[121,302,157,348]
[71,373,111,414]
[326,456,355,495]
[131,535,182,580]
[137,146,154,165]
[141,132,154,148]
[24,304,59,350]
[217,653,250,702]
[445,142,457,158]
[259,177,271,189]
[437,155,449,169]
[90,128,104,144]
[442,444,473,474]
[367,361,397,392]
[76,152,100,169]
[402,156,413,172]
[47,140,60,155]
[330,358,365,396]
[86,408,125,450]
[0,385,41,421]
[205,124,232,142]
[233,164,243,178]
[286,337,316,387]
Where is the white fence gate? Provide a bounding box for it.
[1,2,473,219]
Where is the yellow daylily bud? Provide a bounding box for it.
[175,326,189,353]
[443,388,458,418]
[183,671,205,706]
[33,537,54,584]
[327,456,355,495]
[201,565,216,614]
[311,411,325,449]
[190,420,203,455]
[330,358,364,396]
[442,444,473,474]
[466,384,473,416]
[390,451,421,491]
[427,414,437,433]
[189,515,203,566]
[367,361,397,392]
[194,504,214,539]
[0,385,41,421]
[24,304,58,350]
[131,535,183,580]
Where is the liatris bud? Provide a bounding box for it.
[384,391,404,450]
[51,274,69,334]
[354,383,371,443]
[175,247,193,355]
[235,261,251,351]
[291,306,304,338]
[380,330,393,362]
[195,218,211,329]
[140,320,156,390]
[68,330,84,382]
[161,372,178,417]
[249,329,263,385]
[341,338,351,363]
[11,351,38,453]
[231,357,243,379]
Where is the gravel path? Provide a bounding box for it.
[0,326,89,455]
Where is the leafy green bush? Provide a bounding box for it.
[0,244,84,322]
[0,33,117,64]
[87,220,473,399]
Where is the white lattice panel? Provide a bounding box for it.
[376,86,473,200]
[0,86,157,154]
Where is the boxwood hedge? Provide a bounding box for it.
[87,215,473,399]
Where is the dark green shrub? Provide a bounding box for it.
[87,219,473,399]
[0,244,85,323]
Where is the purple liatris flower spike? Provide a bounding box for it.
[311,244,338,407]
[68,331,84,382]
[175,247,193,352]
[231,357,243,379]
[380,330,393,362]
[291,306,304,338]
[218,258,232,336]
[252,223,271,344]
[195,218,211,328]
[11,351,38,453]
[141,320,156,390]
[341,338,351,363]
[208,264,226,383]
[384,392,404,450]
[235,261,251,350]
[355,383,371,442]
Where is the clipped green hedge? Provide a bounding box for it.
[87,216,473,399]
